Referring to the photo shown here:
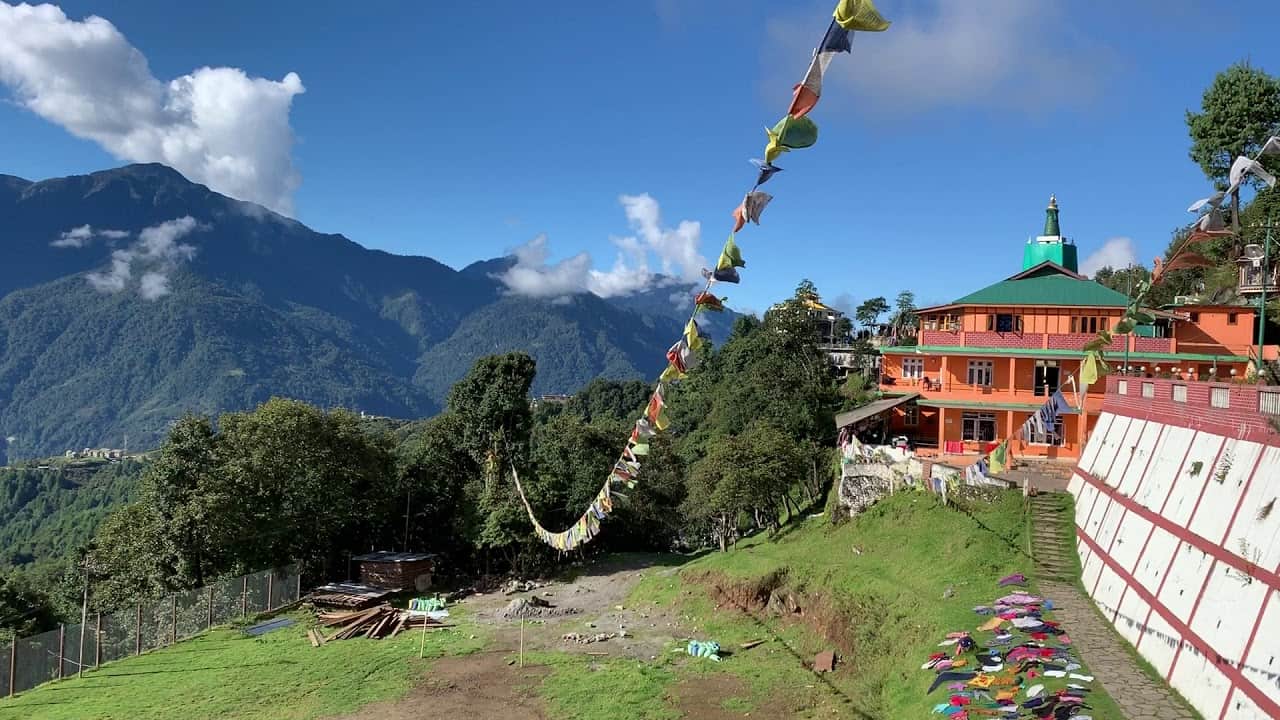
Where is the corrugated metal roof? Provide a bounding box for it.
[352,551,437,563]
[834,393,920,429]
[951,273,1131,307]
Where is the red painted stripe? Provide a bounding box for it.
[1091,430,1196,600]
[1076,529,1280,719]
[1165,437,1231,680]
[1219,557,1280,719]
[1074,468,1280,593]
[1095,424,1168,630]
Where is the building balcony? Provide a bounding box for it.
[915,330,1172,354]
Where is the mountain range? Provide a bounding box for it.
[0,164,734,463]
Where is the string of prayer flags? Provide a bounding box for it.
[1263,135,1280,156]
[832,0,891,31]
[749,159,783,187]
[1187,191,1225,213]
[512,0,888,551]
[694,292,726,312]
[1230,155,1278,190]
[764,115,819,163]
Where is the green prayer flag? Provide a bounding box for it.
[832,0,891,31]
[988,441,1008,475]
[771,115,818,150]
[717,235,746,271]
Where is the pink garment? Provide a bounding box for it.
[996,593,1041,605]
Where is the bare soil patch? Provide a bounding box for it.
[327,651,549,720]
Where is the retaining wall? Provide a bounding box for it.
[1068,377,1280,720]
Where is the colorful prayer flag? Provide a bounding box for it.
[819,24,852,53]
[704,266,741,284]
[718,234,746,270]
[667,337,697,374]
[749,159,783,187]
[987,441,1009,475]
[832,0,891,31]
[685,318,709,352]
[694,292,726,312]
[1081,351,1107,386]
[646,387,670,431]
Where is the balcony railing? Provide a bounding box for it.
[914,331,1172,354]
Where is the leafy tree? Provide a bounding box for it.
[855,296,889,327]
[794,278,819,300]
[445,353,537,553]
[563,378,651,427]
[890,290,918,339]
[140,415,221,586]
[1093,265,1151,296]
[839,372,879,411]
[396,412,478,557]
[0,570,60,641]
[1186,63,1280,235]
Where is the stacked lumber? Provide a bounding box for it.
[314,604,451,641]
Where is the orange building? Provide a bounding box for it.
[876,198,1262,461]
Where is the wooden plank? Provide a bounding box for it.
[389,613,407,638]
[329,606,382,640]
[740,640,765,650]
[307,629,321,648]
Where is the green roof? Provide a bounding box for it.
[882,345,1247,363]
[952,271,1130,308]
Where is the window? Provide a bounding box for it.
[1210,387,1230,408]
[1070,316,1109,334]
[1034,360,1060,396]
[1261,390,1280,416]
[1141,382,1155,398]
[1027,415,1066,446]
[991,313,1020,333]
[902,357,923,379]
[962,412,997,442]
[1118,380,1128,395]
[904,403,919,426]
[1173,384,1187,403]
[1228,313,1238,325]
[1190,312,1200,323]
[967,359,994,386]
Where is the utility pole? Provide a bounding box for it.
[1124,264,1133,375]
[403,489,411,552]
[77,557,89,678]
[1256,216,1275,381]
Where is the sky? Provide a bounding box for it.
[2,0,1279,315]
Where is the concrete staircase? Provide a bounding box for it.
[1028,492,1077,582]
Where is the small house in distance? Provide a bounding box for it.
[352,551,436,591]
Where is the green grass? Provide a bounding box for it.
[526,651,680,720]
[624,490,1128,718]
[0,611,488,720]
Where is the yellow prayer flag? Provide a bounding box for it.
[832,0,891,32]
[660,364,684,383]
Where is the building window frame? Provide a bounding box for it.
[903,403,919,427]
[1034,360,1060,396]
[961,411,997,442]
[1210,387,1230,408]
[1117,380,1128,395]
[1228,312,1238,325]
[1141,382,1155,398]
[902,357,924,379]
[1172,384,1187,403]
[966,359,994,386]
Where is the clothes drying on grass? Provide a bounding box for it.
[686,640,721,661]
[919,576,1100,720]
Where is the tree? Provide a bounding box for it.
[855,296,889,328]
[0,570,60,641]
[1093,265,1152,296]
[794,278,819,300]
[1186,63,1280,235]
[446,353,538,553]
[891,290,918,339]
[396,413,477,556]
[140,414,220,587]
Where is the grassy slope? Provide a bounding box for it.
[0,612,487,720]
[539,490,1126,719]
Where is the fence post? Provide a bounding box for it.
[296,571,302,604]
[94,614,101,668]
[267,572,274,611]
[56,624,65,680]
[134,603,141,656]
[241,575,248,618]
[8,636,15,698]
[207,585,215,630]
[170,594,177,645]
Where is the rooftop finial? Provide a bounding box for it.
[1044,195,1061,237]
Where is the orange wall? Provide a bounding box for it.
[883,352,1106,400]
[1174,307,1258,356]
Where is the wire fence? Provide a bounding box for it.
[2,565,299,698]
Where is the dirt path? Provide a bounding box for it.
[326,555,712,719]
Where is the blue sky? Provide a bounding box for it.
[2,0,1279,314]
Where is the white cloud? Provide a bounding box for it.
[497,194,706,299]
[52,223,129,247]
[767,0,1103,115]
[1079,236,1139,277]
[138,271,170,300]
[85,216,201,299]
[0,3,304,215]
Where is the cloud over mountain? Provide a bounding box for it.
[0,2,304,215]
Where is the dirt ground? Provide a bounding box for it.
[329,555,740,720]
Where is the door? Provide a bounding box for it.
[1035,360,1060,396]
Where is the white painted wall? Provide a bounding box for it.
[1071,414,1280,720]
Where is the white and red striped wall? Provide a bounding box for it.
[1069,376,1280,720]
